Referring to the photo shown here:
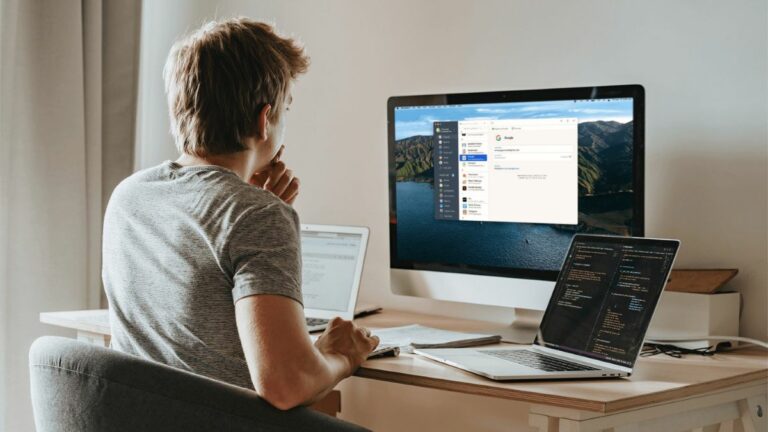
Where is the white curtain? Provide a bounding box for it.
[0,0,140,430]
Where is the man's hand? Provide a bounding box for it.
[314,317,379,376]
[250,146,300,205]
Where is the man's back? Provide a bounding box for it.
[103,161,302,389]
[100,18,379,411]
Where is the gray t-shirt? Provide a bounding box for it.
[102,161,302,389]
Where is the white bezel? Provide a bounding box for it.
[301,224,370,320]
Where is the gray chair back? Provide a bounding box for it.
[29,336,368,432]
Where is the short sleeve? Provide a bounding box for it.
[228,201,303,305]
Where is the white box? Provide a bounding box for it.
[647,291,741,349]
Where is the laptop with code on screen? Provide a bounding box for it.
[415,234,680,381]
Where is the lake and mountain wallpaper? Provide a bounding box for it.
[392,99,637,272]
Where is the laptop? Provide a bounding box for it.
[300,224,369,332]
[415,234,680,381]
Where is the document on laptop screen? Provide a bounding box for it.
[300,231,362,312]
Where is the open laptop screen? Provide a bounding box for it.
[535,235,679,368]
[301,230,364,312]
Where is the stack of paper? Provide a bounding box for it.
[371,325,501,353]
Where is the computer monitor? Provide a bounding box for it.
[387,85,645,342]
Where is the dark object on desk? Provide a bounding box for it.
[665,269,738,294]
[641,343,717,358]
[29,336,369,432]
[368,344,400,359]
[354,304,383,318]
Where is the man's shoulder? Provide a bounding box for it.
[110,161,173,195]
[227,180,297,220]
[182,166,299,228]
[110,162,296,221]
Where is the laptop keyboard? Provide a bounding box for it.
[306,317,329,327]
[482,349,598,372]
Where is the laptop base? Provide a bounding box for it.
[415,347,627,381]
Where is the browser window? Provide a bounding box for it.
[435,118,578,224]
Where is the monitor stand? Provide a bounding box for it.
[489,308,544,344]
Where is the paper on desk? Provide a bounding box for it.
[371,324,501,353]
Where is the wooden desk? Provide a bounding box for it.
[41,309,111,346]
[42,309,768,432]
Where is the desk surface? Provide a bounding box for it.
[41,309,768,414]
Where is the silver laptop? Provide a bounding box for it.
[415,235,680,381]
[300,224,369,332]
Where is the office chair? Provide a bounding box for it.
[29,336,367,432]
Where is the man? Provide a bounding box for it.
[102,18,379,411]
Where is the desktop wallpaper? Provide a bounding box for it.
[393,99,636,271]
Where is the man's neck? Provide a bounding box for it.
[175,151,256,183]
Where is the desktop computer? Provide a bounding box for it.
[387,85,645,342]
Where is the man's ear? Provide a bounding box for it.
[257,104,272,141]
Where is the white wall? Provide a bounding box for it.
[137,1,767,430]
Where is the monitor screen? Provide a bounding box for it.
[301,230,363,312]
[535,235,679,368]
[388,85,645,281]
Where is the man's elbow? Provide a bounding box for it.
[253,376,308,411]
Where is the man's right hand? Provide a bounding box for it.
[250,146,300,205]
[314,317,379,376]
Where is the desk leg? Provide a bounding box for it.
[530,383,766,432]
[690,425,722,432]
[530,413,559,431]
[310,390,341,418]
[76,330,110,347]
[738,394,766,432]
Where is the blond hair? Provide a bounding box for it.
[164,18,309,156]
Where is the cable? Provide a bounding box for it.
[641,343,716,358]
[645,335,768,350]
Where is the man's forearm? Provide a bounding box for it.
[301,350,351,406]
